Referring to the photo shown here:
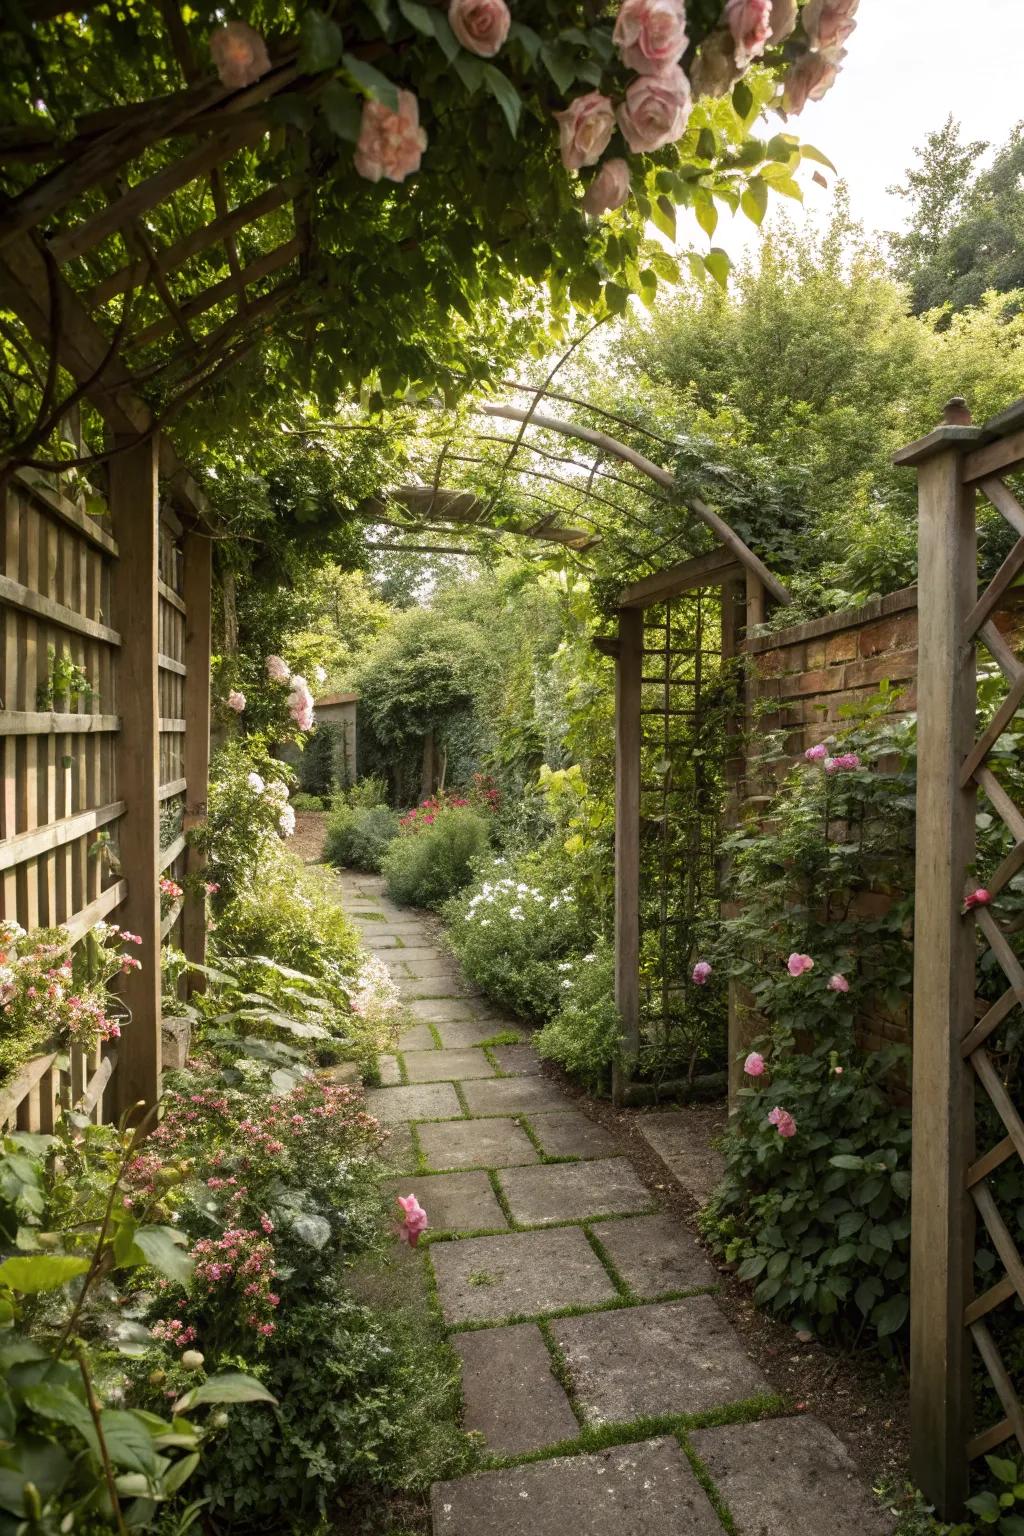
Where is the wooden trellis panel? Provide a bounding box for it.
[158,514,188,948]
[898,398,1024,1517]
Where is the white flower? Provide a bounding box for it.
[509,907,523,921]
[561,979,572,989]
[264,779,289,806]
[278,805,296,837]
[480,919,491,927]
[314,664,327,684]
[583,953,596,963]
[247,771,266,794]
[557,961,573,972]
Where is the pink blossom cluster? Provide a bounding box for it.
[159,876,183,902]
[691,960,713,985]
[265,654,291,684]
[825,753,860,774]
[768,1105,797,1138]
[226,689,246,714]
[0,920,132,1052]
[190,1226,279,1338]
[151,1316,198,1349]
[396,1193,428,1247]
[287,675,315,733]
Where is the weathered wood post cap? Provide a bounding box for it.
[942,396,973,426]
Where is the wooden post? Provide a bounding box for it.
[109,436,162,1120]
[721,577,751,1113]
[181,530,212,993]
[613,606,642,1104]
[896,414,984,1515]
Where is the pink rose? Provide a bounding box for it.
[691,959,713,985]
[266,654,290,684]
[783,47,845,113]
[724,0,772,67]
[396,1194,428,1246]
[744,1051,765,1077]
[287,676,315,732]
[804,743,827,762]
[613,0,688,75]
[448,0,511,57]
[787,952,814,977]
[226,689,246,712]
[554,92,615,170]
[617,66,692,154]
[828,973,850,993]
[769,0,798,42]
[210,21,271,90]
[802,0,859,52]
[964,888,991,912]
[690,28,742,98]
[768,1106,797,1138]
[824,752,860,773]
[354,90,428,184]
[582,158,631,215]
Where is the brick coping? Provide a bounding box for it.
[744,586,918,655]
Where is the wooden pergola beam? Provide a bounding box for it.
[479,402,791,606]
[126,237,301,351]
[357,486,596,549]
[619,547,742,607]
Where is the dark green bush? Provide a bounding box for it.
[382,807,490,909]
[536,938,620,1091]
[325,803,401,871]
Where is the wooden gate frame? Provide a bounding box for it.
[896,397,1024,1515]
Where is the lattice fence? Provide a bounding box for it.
[900,398,1024,1515]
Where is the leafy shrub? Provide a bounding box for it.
[196,741,296,898]
[701,713,917,1344]
[382,807,489,910]
[347,774,389,808]
[445,854,587,1020]
[214,854,361,996]
[536,938,620,1091]
[325,803,401,872]
[291,791,326,811]
[952,1455,1024,1535]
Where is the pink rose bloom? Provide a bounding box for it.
[287,675,315,732]
[582,158,631,215]
[210,21,271,90]
[769,0,798,42]
[804,743,827,762]
[787,952,814,977]
[783,47,845,113]
[724,0,772,67]
[266,654,290,684]
[226,689,246,713]
[964,888,991,911]
[828,973,850,992]
[396,1194,428,1246]
[691,959,713,985]
[825,752,860,773]
[448,0,511,57]
[802,0,859,52]
[768,1106,797,1138]
[617,66,692,154]
[613,0,688,75]
[690,28,742,98]
[744,1051,766,1077]
[354,90,428,184]
[554,92,615,170]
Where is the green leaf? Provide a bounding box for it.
[398,0,435,34]
[800,143,837,172]
[703,247,731,290]
[365,0,391,30]
[603,281,629,315]
[131,1226,194,1286]
[650,194,676,241]
[320,80,362,142]
[298,9,343,73]
[342,53,399,113]
[0,1255,89,1294]
[693,188,717,238]
[432,13,460,60]
[871,1292,909,1337]
[99,1410,159,1474]
[569,269,602,310]
[163,1450,201,1495]
[509,20,542,61]
[22,1384,93,1436]
[648,248,680,284]
[452,51,484,93]
[740,176,768,227]
[173,1373,277,1414]
[540,42,575,94]
[829,1154,865,1170]
[987,1456,1020,1486]
[966,1491,1001,1518]
[482,65,521,137]
[732,80,753,120]
[696,126,716,162]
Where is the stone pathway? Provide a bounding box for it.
[339,870,893,1536]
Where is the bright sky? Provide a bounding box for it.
[697,0,1024,262]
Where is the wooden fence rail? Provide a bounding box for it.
[1,443,211,1132]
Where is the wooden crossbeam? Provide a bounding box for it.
[975,767,1024,843]
[126,238,300,351]
[979,620,1024,686]
[965,1274,1015,1326]
[965,534,1024,639]
[48,124,264,267]
[967,1320,1024,1457]
[968,1135,1016,1189]
[961,671,1024,786]
[972,1183,1024,1313]
[619,548,740,608]
[962,987,1019,1057]
[964,429,1024,485]
[986,837,1024,900]
[90,178,302,303]
[979,476,1024,538]
[974,909,1024,998]
[972,1047,1024,1167]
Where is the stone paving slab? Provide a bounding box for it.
[635,1110,727,1206]
[552,1297,769,1423]
[490,1043,542,1075]
[402,958,466,978]
[453,1323,578,1454]
[431,1227,618,1325]
[691,1417,895,1535]
[498,1158,655,1225]
[400,977,478,1000]
[379,1124,417,1172]
[526,1108,620,1160]
[362,931,401,949]
[365,1083,462,1124]
[436,1021,523,1048]
[408,997,499,1022]
[384,947,447,966]
[431,1437,721,1535]
[384,1170,507,1234]
[461,1076,566,1116]
[377,1054,402,1086]
[592,1213,718,1297]
[418,1117,538,1171]
[404,1048,495,1082]
[397,1023,438,1051]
